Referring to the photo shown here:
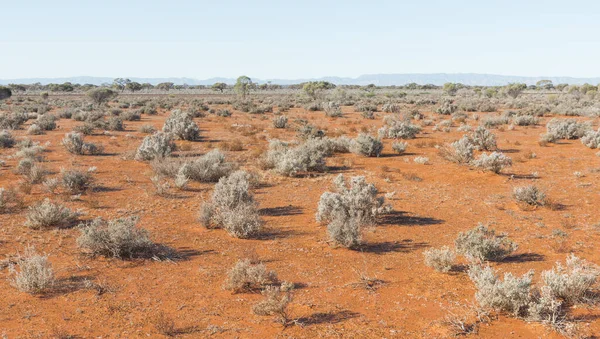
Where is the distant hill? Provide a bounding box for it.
[2,73,600,86]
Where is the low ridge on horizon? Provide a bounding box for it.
[3,73,600,87]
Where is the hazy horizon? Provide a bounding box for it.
[3,0,600,79]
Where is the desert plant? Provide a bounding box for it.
[76,216,157,259]
[468,264,533,316]
[252,285,292,325]
[546,118,591,140]
[162,109,200,141]
[316,175,389,248]
[441,135,474,164]
[455,224,517,262]
[513,115,539,126]
[200,171,262,238]
[61,168,94,194]
[35,114,57,131]
[9,247,55,294]
[224,259,278,293]
[107,116,124,131]
[25,198,79,229]
[180,149,236,182]
[423,246,456,273]
[323,101,343,117]
[87,88,117,105]
[471,152,512,173]
[469,126,497,151]
[436,99,457,115]
[135,132,176,161]
[581,128,600,149]
[272,115,288,128]
[27,124,43,135]
[0,187,21,213]
[62,132,103,155]
[0,130,15,148]
[391,141,408,154]
[138,124,156,134]
[350,133,383,157]
[512,185,547,206]
[264,139,327,177]
[541,254,599,304]
[378,117,421,139]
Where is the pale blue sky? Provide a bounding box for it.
[2,0,600,79]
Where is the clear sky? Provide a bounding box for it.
[2,0,600,79]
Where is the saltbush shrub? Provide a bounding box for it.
[455,224,517,262]
[316,175,389,248]
[135,132,176,161]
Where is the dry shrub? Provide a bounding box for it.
[455,224,517,262]
[76,216,167,259]
[9,247,56,294]
[224,259,278,293]
[25,199,79,229]
[423,246,456,272]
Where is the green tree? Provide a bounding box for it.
[443,82,458,96]
[87,88,117,106]
[113,78,131,92]
[156,82,174,91]
[126,81,143,93]
[212,82,227,93]
[0,86,12,101]
[302,81,336,100]
[234,76,253,99]
[504,83,527,98]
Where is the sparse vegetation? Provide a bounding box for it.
[316,175,389,248]
[200,171,262,238]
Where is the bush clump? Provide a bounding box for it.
[468,264,534,316]
[264,139,327,177]
[471,152,512,173]
[9,248,55,294]
[61,168,94,194]
[135,132,176,161]
[455,224,517,262]
[512,185,547,206]
[272,116,288,129]
[378,116,421,139]
[162,109,201,141]
[25,198,79,229]
[423,246,456,273]
[62,132,104,155]
[546,118,591,140]
[350,133,383,157]
[76,216,157,259]
[0,130,15,148]
[316,175,389,248]
[200,171,262,238]
[391,141,408,154]
[179,149,236,182]
[470,126,497,151]
[224,259,278,293]
[542,254,599,305]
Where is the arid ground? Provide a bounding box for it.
[1,88,600,338]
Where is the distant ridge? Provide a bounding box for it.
[2,73,600,86]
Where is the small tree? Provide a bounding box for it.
[126,81,143,93]
[156,82,174,91]
[112,78,131,92]
[303,81,335,100]
[443,82,458,96]
[234,76,253,99]
[504,83,527,98]
[87,88,117,106]
[212,82,227,93]
[0,86,11,101]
